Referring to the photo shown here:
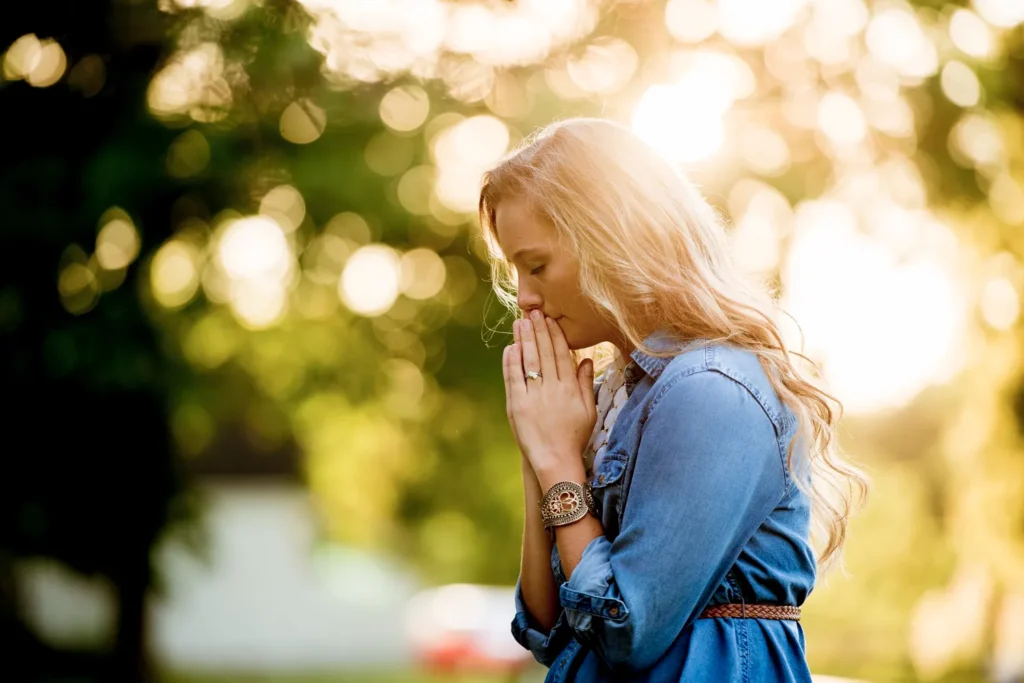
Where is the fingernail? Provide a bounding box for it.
[531,310,541,320]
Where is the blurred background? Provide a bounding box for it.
[2,0,1023,682]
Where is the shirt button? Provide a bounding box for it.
[609,606,619,617]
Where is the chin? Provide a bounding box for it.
[557,319,591,351]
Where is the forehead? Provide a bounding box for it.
[494,196,555,259]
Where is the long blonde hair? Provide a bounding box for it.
[478,117,868,572]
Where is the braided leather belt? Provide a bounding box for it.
[699,604,801,620]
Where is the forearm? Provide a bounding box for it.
[536,461,604,581]
[519,456,561,631]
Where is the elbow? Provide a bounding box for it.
[567,614,664,672]
[561,593,662,672]
[511,611,561,667]
[561,594,679,672]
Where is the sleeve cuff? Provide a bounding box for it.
[559,535,630,622]
[511,576,570,666]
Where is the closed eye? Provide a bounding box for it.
[530,265,546,276]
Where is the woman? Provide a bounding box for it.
[478,118,868,682]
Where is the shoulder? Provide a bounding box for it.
[653,341,795,440]
[639,343,791,492]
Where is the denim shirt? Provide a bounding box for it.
[512,330,817,682]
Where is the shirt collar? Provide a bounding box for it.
[628,327,702,380]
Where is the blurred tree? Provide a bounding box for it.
[0,1,192,681]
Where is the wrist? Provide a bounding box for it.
[535,459,588,493]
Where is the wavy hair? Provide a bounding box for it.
[478,117,868,572]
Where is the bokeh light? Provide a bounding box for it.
[215,216,295,329]
[280,99,326,144]
[3,34,66,86]
[717,0,806,46]
[379,85,430,133]
[972,0,1024,28]
[949,9,995,60]
[151,240,201,309]
[941,61,982,108]
[95,211,141,271]
[259,185,306,233]
[166,130,211,179]
[399,248,447,300]
[981,277,1020,331]
[664,0,717,43]
[866,8,937,79]
[146,42,232,122]
[565,37,637,95]
[339,244,401,316]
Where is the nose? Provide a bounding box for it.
[516,276,542,316]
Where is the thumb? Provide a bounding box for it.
[578,359,596,411]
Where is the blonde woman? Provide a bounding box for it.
[480,118,868,682]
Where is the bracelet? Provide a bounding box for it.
[539,480,596,530]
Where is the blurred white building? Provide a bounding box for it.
[148,478,419,672]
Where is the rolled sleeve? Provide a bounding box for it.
[512,575,574,666]
[556,370,788,672]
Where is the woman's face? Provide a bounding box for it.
[494,195,620,351]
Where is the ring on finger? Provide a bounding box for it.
[525,370,543,381]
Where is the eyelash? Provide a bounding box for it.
[529,265,546,276]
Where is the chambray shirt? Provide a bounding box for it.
[513,331,817,682]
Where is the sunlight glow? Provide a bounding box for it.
[633,50,751,164]
[729,181,792,276]
[782,200,965,414]
[566,37,638,95]
[717,0,807,46]
[301,0,598,88]
[866,8,938,79]
[633,85,722,163]
[665,0,717,43]
[433,115,510,213]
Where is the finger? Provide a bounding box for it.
[512,320,523,375]
[528,311,558,381]
[520,318,542,380]
[577,358,597,422]
[502,344,511,404]
[509,342,527,396]
[503,345,517,429]
[546,317,575,382]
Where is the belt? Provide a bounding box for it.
[699,603,801,620]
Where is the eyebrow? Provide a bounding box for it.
[510,246,548,262]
